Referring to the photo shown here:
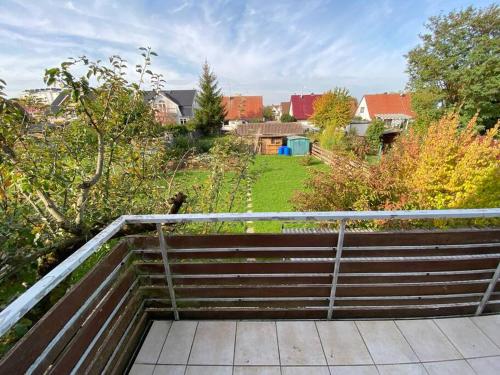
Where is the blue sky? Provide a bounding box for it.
[0,0,495,103]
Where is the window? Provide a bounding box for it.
[180,118,188,125]
[271,138,281,145]
[360,107,364,113]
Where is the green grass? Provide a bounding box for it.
[251,155,328,232]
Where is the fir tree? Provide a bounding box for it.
[194,61,226,135]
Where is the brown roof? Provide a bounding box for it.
[222,96,263,121]
[280,101,290,115]
[235,122,306,137]
[364,93,414,119]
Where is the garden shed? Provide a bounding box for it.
[235,122,307,155]
[287,136,310,155]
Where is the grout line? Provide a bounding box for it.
[275,321,283,375]
[353,321,381,375]
[432,318,466,360]
[183,321,199,375]
[393,320,430,375]
[232,321,238,375]
[155,321,174,365]
[429,319,465,360]
[464,358,481,375]
[314,321,332,375]
[469,316,500,351]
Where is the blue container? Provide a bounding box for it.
[283,146,291,156]
[278,146,284,155]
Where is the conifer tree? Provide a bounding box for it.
[194,61,226,135]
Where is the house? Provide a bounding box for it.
[289,94,322,123]
[355,92,414,129]
[235,122,306,154]
[280,101,290,117]
[222,95,263,122]
[21,88,62,106]
[269,101,291,121]
[144,90,197,125]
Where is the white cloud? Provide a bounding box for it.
[0,0,478,103]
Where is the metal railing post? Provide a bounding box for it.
[475,261,500,316]
[327,219,346,320]
[157,224,179,320]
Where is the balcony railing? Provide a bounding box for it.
[0,208,499,374]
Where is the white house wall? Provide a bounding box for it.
[355,97,371,121]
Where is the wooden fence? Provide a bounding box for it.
[311,143,368,174]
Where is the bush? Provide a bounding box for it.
[280,113,296,122]
[365,119,385,153]
[294,113,500,228]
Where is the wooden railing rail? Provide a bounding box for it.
[0,209,499,373]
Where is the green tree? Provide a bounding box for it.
[310,88,353,131]
[365,118,385,153]
[0,48,169,273]
[263,106,274,121]
[406,5,500,131]
[280,113,296,122]
[193,61,226,135]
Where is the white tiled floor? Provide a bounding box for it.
[129,315,500,375]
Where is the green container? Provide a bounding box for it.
[287,136,310,156]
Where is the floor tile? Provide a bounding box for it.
[355,321,418,365]
[129,364,155,375]
[317,321,373,365]
[135,321,172,364]
[152,365,186,375]
[424,360,475,375]
[277,321,327,365]
[282,367,330,375]
[471,315,500,347]
[188,321,236,365]
[396,319,461,362]
[330,365,379,375]
[158,321,198,364]
[377,363,426,375]
[235,322,280,365]
[434,317,500,358]
[185,365,232,375]
[234,366,281,375]
[467,356,500,375]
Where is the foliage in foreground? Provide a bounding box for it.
[294,113,500,227]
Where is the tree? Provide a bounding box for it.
[310,88,353,131]
[280,113,296,122]
[0,48,171,273]
[365,118,385,153]
[193,61,226,135]
[406,5,500,131]
[263,106,274,121]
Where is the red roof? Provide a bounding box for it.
[290,94,322,120]
[222,96,263,121]
[364,93,415,119]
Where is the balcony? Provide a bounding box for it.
[0,209,499,374]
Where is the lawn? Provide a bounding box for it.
[250,155,328,232]
[166,155,328,233]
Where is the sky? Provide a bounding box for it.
[0,0,495,104]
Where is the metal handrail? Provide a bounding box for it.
[0,208,499,336]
